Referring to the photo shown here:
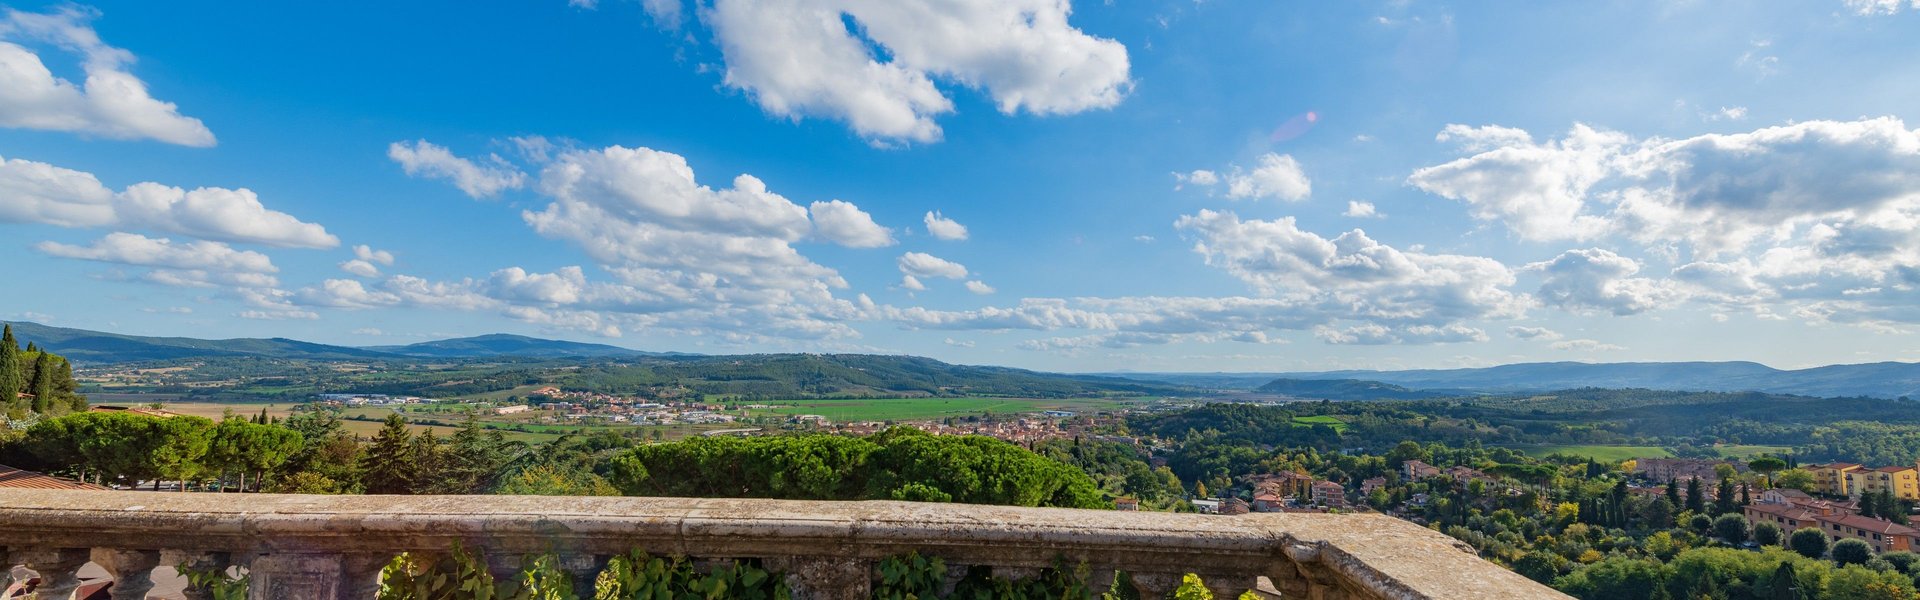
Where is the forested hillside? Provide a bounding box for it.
[1254,378,1447,400]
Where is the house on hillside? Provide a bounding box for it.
[1312,481,1347,508]
[1250,471,1312,499]
[1849,466,1920,500]
[1220,497,1251,515]
[1403,460,1441,480]
[1252,493,1287,513]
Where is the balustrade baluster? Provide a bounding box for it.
[15,547,88,600]
[94,548,161,600]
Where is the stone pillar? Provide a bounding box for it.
[339,554,390,600]
[769,556,871,600]
[93,548,161,600]
[557,553,609,595]
[247,553,344,600]
[15,547,89,600]
[163,550,233,600]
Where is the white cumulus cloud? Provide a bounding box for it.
[0,7,214,146]
[1344,201,1381,218]
[35,232,277,275]
[924,211,969,241]
[0,154,337,248]
[701,0,1131,144]
[809,200,895,247]
[1506,325,1564,341]
[898,251,969,280]
[388,140,528,199]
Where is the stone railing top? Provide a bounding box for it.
[0,489,1567,599]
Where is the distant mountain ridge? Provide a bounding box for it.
[1120,360,1920,399]
[4,322,675,363]
[368,334,683,358]
[1254,378,1448,400]
[7,321,397,363]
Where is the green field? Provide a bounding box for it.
[1509,444,1675,461]
[738,396,1141,422]
[1289,415,1349,432]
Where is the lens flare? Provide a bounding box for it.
[1269,111,1319,142]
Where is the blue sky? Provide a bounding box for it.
[3,0,1920,372]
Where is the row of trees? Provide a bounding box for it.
[1,324,83,419]
[15,410,300,490]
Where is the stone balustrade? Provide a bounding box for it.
[0,489,1567,599]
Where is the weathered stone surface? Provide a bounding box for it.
[0,489,1568,599]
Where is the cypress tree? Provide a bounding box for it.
[0,324,22,413]
[28,352,53,413]
[1768,562,1795,600]
[1686,477,1706,513]
[1715,479,1738,515]
[53,358,75,395]
[1666,479,1681,505]
[360,414,414,494]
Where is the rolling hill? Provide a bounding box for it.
[5,321,399,363]
[1253,378,1449,400]
[1267,361,1920,399]
[368,334,674,359]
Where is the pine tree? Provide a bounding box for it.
[408,429,444,494]
[0,324,22,415]
[28,352,53,413]
[360,414,415,494]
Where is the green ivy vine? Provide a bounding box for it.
[176,565,248,600]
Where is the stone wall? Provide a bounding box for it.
[0,489,1568,599]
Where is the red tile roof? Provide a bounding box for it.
[1827,514,1920,537]
[0,464,109,490]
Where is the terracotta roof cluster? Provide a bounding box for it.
[0,464,109,491]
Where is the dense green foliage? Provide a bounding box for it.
[0,324,85,419]
[609,428,1105,508]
